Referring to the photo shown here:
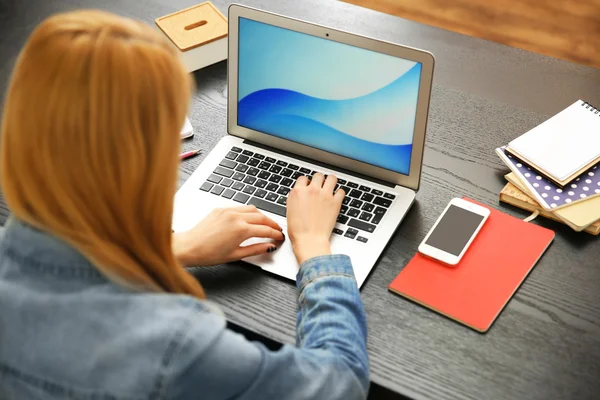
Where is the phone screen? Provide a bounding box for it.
[425,205,485,256]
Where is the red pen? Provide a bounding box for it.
[180,149,201,160]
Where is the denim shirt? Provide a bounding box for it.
[0,218,369,400]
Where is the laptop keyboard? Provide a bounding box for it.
[199,146,397,243]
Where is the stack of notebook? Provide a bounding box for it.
[496,100,600,235]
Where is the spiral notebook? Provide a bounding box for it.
[505,100,600,187]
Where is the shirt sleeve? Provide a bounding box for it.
[166,254,369,400]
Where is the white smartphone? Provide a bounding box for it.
[418,198,490,266]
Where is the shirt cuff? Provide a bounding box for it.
[296,254,354,288]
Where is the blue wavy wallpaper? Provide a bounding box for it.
[238,18,422,175]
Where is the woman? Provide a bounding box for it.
[0,10,369,400]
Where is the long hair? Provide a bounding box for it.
[0,10,205,298]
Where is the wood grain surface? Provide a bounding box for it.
[341,0,600,68]
[1,0,599,399]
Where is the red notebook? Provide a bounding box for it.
[388,198,554,332]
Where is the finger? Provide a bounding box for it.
[246,224,285,241]
[232,242,278,259]
[230,205,260,213]
[323,174,338,193]
[333,186,346,205]
[242,212,282,231]
[294,175,309,188]
[311,172,325,188]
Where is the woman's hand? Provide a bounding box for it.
[286,173,344,264]
[172,206,284,267]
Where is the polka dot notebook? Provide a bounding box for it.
[496,147,600,211]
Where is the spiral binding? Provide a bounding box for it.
[581,101,600,115]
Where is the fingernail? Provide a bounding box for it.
[267,246,277,253]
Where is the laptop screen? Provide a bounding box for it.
[237,17,422,176]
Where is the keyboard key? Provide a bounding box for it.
[219,159,237,169]
[225,151,238,160]
[258,171,270,180]
[243,176,257,185]
[269,165,282,174]
[359,185,370,192]
[244,176,256,185]
[266,183,279,192]
[357,236,368,243]
[361,193,374,202]
[333,228,344,235]
[247,167,260,176]
[222,188,235,199]
[255,189,267,198]
[349,189,362,199]
[269,175,282,183]
[340,186,351,194]
[344,228,358,239]
[372,207,387,225]
[221,178,233,187]
[384,193,396,200]
[200,182,213,192]
[232,182,244,191]
[258,162,271,170]
[207,174,222,184]
[300,167,311,174]
[362,203,374,212]
[281,168,293,177]
[347,208,360,218]
[232,172,245,181]
[373,197,392,208]
[281,178,294,187]
[243,186,256,195]
[342,197,351,205]
[242,150,253,156]
[214,167,233,178]
[266,157,277,163]
[340,205,349,214]
[359,212,373,222]
[348,219,376,233]
[254,153,265,160]
[235,164,249,173]
[277,187,290,196]
[266,192,279,202]
[371,189,383,196]
[248,197,286,217]
[288,164,299,170]
[231,147,242,153]
[337,178,347,185]
[347,182,359,188]
[292,172,303,179]
[211,185,225,195]
[236,154,249,163]
[276,160,288,167]
[337,214,349,224]
[247,158,260,167]
[350,199,363,208]
[233,192,250,203]
[255,179,268,189]
[277,196,287,206]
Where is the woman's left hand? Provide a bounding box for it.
[172,205,285,267]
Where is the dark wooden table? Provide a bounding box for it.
[1,0,599,399]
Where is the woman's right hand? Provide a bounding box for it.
[286,173,345,264]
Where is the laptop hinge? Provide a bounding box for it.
[243,139,396,188]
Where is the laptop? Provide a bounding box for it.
[172,4,435,288]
